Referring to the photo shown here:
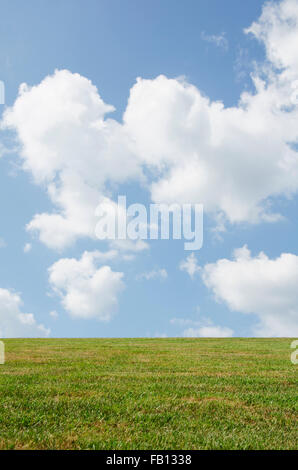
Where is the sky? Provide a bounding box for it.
[0,0,298,338]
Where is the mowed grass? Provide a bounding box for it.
[0,338,297,450]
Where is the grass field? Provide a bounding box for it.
[0,338,297,450]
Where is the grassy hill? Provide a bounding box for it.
[0,338,297,449]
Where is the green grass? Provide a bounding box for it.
[0,338,297,450]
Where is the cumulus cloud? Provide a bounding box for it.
[0,288,50,337]
[202,246,298,336]
[124,0,298,226]
[126,71,298,225]
[137,268,168,281]
[2,70,142,250]
[48,251,124,321]
[245,0,298,79]
[179,252,200,279]
[2,0,298,247]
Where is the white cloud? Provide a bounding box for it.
[48,250,124,321]
[201,31,228,50]
[23,243,32,253]
[2,0,298,246]
[202,246,298,336]
[127,71,298,226]
[179,252,200,279]
[0,288,50,337]
[245,0,298,79]
[2,70,140,184]
[2,70,142,250]
[137,268,168,281]
[0,238,6,248]
[123,0,298,227]
[183,325,233,338]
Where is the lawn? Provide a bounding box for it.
[0,338,297,450]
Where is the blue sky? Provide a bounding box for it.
[1,0,298,338]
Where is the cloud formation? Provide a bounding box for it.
[124,0,298,226]
[246,0,298,79]
[2,70,141,250]
[1,0,298,336]
[0,288,50,337]
[48,251,124,321]
[2,0,298,251]
[202,246,298,336]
